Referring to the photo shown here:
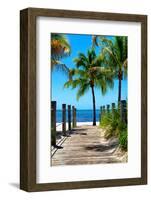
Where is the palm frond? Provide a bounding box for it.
[51,33,71,74]
[64,80,73,88]
[95,78,107,95]
[51,60,69,75]
[74,53,89,69]
[97,36,128,72]
[51,34,71,52]
[76,82,89,100]
[87,49,96,64]
[65,48,115,100]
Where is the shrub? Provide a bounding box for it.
[110,118,118,132]
[114,120,127,136]
[104,125,115,139]
[100,112,112,127]
[99,107,128,151]
[119,129,128,150]
[118,121,127,132]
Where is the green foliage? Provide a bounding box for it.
[93,36,128,71]
[100,108,127,151]
[100,112,112,127]
[51,33,71,73]
[119,129,128,150]
[100,109,120,132]
[92,35,128,101]
[64,49,114,100]
[117,121,127,132]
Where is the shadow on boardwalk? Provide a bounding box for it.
[51,125,125,166]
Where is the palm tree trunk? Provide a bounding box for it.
[118,70,122,102]
[91,85,96,126]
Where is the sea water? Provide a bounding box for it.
[56,109,100,123]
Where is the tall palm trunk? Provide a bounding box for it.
[91,85,96,126]
[118,70,123,102]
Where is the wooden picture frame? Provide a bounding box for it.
[20,7,147,192]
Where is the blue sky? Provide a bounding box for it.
[51,34,127,110]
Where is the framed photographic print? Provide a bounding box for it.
[20,8,147,191]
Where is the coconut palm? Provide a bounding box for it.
[51,33,71,73]
[64,49,114,126]
[92,36,127,102]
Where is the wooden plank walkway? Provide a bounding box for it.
[51,125,123,166]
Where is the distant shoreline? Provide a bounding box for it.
[56,122,99,131]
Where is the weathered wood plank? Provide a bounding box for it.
[51,125,125,166]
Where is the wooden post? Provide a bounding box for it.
[62,104,66,135]
[103,105,106,114]
[107,104,110,113]
[68,105,71,131]
[120,100,127,123]
[112,103,115,112]
[111,103,115,119]
[72,106,75,128]
[100,106,102,121]
[51,101,56,146]
[74,108,77,127]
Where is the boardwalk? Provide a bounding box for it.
[51,125,124,166]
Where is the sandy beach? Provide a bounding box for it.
[56,122,99,131]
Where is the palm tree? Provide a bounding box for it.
[64,49,114,126]
[92,36,127,102]
[51,33,71,73]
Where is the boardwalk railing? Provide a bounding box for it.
[51,101,56,146]
[100,100,127,124]
[51,101,77,146]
